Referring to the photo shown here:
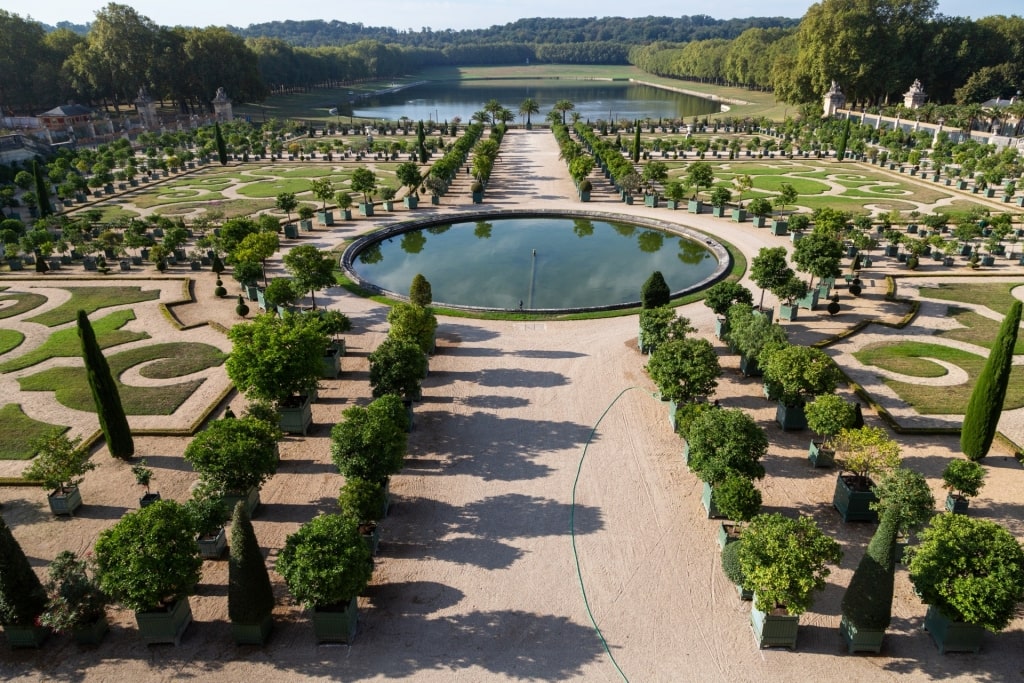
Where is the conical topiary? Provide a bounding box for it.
[841,506,898,631]
[77,310,133,459]
[0,515,48,627]
[228,501,275,634]
[641,271,670,309]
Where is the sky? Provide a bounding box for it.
[6,0,1021,31]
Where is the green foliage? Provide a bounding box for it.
[703,281,753,316]
[409,274,433,308]
[263,278,301,309]
[368,337,428,400]
[131,459,153,491]
[941,458,986,499]
[906,514,1024,632]
[726,304,787,362]
[738,513,843,616]
[309,177,334,210]
[283,245,335,309]
[749,246,793,308]
[710,186,732,208]
[804,394,857,448]
[338,476,387,524]
[674,401,712,440]
[841,507,898,630]
[184,416,279,494]
[40,551,108,633]
[77,310,133,459]
[791,228,844,287]
[226,312,328,404]
[387,302,438,355]
[961,300,1022,460]
[714,472,763,523]
[94,500,202,612]
[685,162,714,198]
[638,306,693,354]
[0,515,48,626]
[396,162,422,192]
[687,408,768,484]
[26,286,159,328]
[760,343,840,406]
[22,430,94,493]
[834,426,901,486]
[871,467,935,537]
[646,337,721,404]
[228,502,275,624]
[276,514,373,609]
[214,122,228,165]
[184,484,230,536]
[748,197,772,217]
[330,394,408,484]
[721,538,747,587]
[350,167,377,203]
[640,271,671,309]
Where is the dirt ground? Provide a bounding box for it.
[2,129,1023,682]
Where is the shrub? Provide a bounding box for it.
[721,538,747,587]
[646,337,721,404]
[906,514,1024,631]
[703,281,753,317]
[834,426,901,489]
[687,408,767,484]
[841,507,899,630]
[714,472,762,523]
[638,306,693,353]
[226,312,328,405]
[184,416,280,494]
[78,310,133,459]
[330,394,408,484]
[760,343,840,406]
[871,467,935,536]
[228,502,275,625]
[941,459,986,499]
[640,271,670,309]
[0,515,48,626]
[276,514,373,609]
[368,337,428,399]
[409,274,433,307]
[40,551,108,632]
[94,500,202,612]
[387,302,437,355]
[338,477,387,526]
[804,394,857,450]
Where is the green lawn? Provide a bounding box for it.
[18,342,227,415]
[938,307,1024,354]
[0,310,148,373]
[0,404,69,460]
[26,287,161,327]
[0,329,25,356]
[855,340,1024,414]
[917,282,1023,316]
[0,289,47,320]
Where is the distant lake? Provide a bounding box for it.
[341,79,720,124]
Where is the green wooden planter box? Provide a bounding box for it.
[359,203,374,216]
[312,598,358,643]
[279,393,313,435]
[48,486,83,516]
[283,224,299,239]
[322,346,342,379]
[362,525,380,556]
[833,475,878,522]
[72,615,109,645]
[731,208,747,222]
[299,219,313,232]
[644,194,659,208]
[197,526,227,560]
[682,441,690,467]
[404,195,419,209]
[736,583,753,601]
[4,624,49,648]
[778,304,798,321]
[687,199,703,214]
[775,402,807,431]
[714,316,729,340]
[751,604,799,649]
[222,487,260,519]
[945,492,969,514]
[136,597,193,646]
[701,481,724,519]
[808,441,834,467]
[667,400,678,432]
[924,605,984,654]
[472,191,484,204]
[739,355,761,378]
[666,199,680,210]
[751,216,767,228]
[232,613,274,645]
[769,220,787,235]
[717,522,740,550]
[797,289,819,311]
[712,206,727,217]
[839,614,885,654]
[317,210,334,226]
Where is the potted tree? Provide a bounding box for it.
[276,514,374,643]
[702,281,753,339]
[335,191,354,220]
[714,471,763,549]
[663,180,686,210]
[646,337,721,410]
[686,408,768,519]
[94,500,203,645]
[387,301,438,356]
[379,186,397,211]
[298,206,315,231]
[804,394,857,467]
[133,459,161,507]
[727,303,787,377]
[351,167,377,216]
[941,458,985,514]
[748,197,772,228]
[228,501,276,644]
[331,394,409,502]
[185,485,230,560]
[40,551,110,645]
[226,312,329,435]
[832,426,901,522]
[773,276,808,322]
[871,466,935,560]
[310,177,335,225]
[0,516,49,647]
[339,476,388,555]
[396,162,422,208]
[907,514,1024,653]
[369,337,429,408]
[839,507,899,653]
[183,415,281,518]
[637,306,692,356]
[710,186,732,217]
[759,343,840,430]
[721,537,753,600]
[739,513,843,649]
[22,430,95,516]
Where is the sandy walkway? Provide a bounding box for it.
[2,129,1023,682]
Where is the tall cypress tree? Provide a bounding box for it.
[32,160,52,218]
[840,506,898,634]
[961,300,1022,460]
[228,501,275,633]
[417,120,427,164]
[0,516,48,627]
[77,310,134,459]
[835,117,852,162]
[632,121,641,163]
[214,122,228,166]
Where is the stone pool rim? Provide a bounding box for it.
[340,209,732,314]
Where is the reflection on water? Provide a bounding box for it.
[345,80,720,123]
[353,217,717,310]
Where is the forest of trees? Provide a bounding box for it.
[1,2,1022,117]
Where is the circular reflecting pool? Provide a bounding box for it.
[343,211,729,312]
